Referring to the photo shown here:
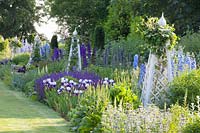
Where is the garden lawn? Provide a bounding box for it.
[0,81,70,133]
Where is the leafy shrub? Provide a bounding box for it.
[69,87,109,132]
[47,59,66,73]
[0,38,11,60]
[0,65,12,86]
[99,103,192,132]
[32,45,41,62]
[179,31,200,55]
[178,31,200,66]
[9,37,22,48]
[183,119,200,133]
[11,70,39,96]
[0,36,7,52]
[12,53,30,65]
[45,89,79,118]
[168,70,200,106]
[110,82,140,109]
[87,65,115,79]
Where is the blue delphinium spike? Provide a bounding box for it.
[178,53,183,72]
[191,57,196,70]
[133,54,139,69]
[185,54,191,70]
[138,63,146,88]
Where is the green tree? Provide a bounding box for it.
[0,0,40,38]
[45,0,110,36]
[133,0,200,35]
[104,0,133,40]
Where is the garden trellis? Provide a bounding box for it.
[140,14,197,107]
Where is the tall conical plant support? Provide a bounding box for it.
[66,28,82,71]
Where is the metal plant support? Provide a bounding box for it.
[66,28,82,71]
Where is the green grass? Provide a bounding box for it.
[0,81,71,133]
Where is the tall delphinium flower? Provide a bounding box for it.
[191,57,197,70]
[51,48,60,61]
[86,42,92,60]
[103,48,109,66]
[177,51,184,73]
[171,58,175,77]
[80,44,87,68]
[133,54,139,69]
[91,47,96,64]
[138,63,146,88]
[44,43,50,58]
[117,46,121,65]
[185,53,191,70]
[40,46,45,57]
[121,48,124,66]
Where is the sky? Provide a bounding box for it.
[34,0,59,41]
[34,17,59,41]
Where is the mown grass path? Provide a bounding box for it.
[0,81,70,133]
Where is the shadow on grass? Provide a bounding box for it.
[1,125,72,133]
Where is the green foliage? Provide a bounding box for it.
[0,0,40,38]
[27,33,35,44]
[127,17,149,59]
[137,17,178,57]
[104,0,133,40]
[46,0,110,36]
[9,37,22,48]
[178,31,200,66]
[94,25,105,49]
[12,53,30,65]
[113,69,139,93]
[45,89,79,118]
[47,59,66,73]
[69,87,110,132]
[183,118,200,133]
[32,41,41,62]
[87,65,115,79]
[11,70,39,96]
[0,35,7,51]
[110,82,140,109]
[168,70,200,106]
[50,35,58,49]
[0,65,12,86]
[98,102,127,132]
[0,38,11,60]
[133,0,200,35]
[168,104,190,132]
[110,69,140,109]
[179,31,200,54]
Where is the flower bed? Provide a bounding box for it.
[35,71,101,100]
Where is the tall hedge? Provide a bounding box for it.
[50,35,58,49]
[94,26,105,50]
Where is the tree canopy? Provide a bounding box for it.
[133,0,200,35]
[0,0,40,38]
[45,0,110,36]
